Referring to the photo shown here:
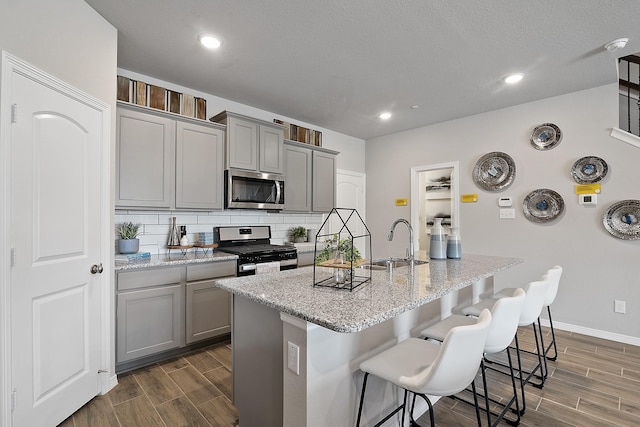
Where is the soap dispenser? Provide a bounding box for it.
[429,218,447,260]
[446,227,462,259]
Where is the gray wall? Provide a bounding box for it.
[1,0,117,112]
[366,83,640,341]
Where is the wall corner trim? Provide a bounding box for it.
[610,127,640,149]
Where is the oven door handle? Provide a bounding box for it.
[239,258,297,273]
[239,264,257,272]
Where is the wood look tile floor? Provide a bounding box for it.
[58,327,640,426]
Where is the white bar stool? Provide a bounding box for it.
[462,278,549,415]
[420,288,525,427]
[356,309,492,427]
[493,266,563,362]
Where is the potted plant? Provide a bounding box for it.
[117,222,140,254]
[289,226,308,243]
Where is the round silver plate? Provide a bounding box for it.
[571,156,608,184]
[603,200,640,240]
[472,152,516,192]
[523,189,565,223]
[530,123,562,150]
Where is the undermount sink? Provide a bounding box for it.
[360,258,428,270]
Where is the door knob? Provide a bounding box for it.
[90,263,104,274]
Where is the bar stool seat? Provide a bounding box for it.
[356,309,492,427]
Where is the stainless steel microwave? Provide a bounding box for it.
[225,168,285,210]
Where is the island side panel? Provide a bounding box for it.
[282,300,444,426]
[232,296,283,427]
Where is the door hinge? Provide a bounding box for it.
[10,248,16,267]
[11,104,17,123]
[11,388,16,411]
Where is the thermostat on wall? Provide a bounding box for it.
[578,194,597,206]
[498,197,513,207]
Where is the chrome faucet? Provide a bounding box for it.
[387,218,414,261]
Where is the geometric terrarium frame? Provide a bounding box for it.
[313,208,372,291]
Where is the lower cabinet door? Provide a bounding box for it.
[186,280,231,344]
[116,284,183,363]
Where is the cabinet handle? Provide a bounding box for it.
[91,263,104,274]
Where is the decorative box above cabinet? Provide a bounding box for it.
[210,111,284,174]
[116,103,224,210]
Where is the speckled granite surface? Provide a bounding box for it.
[213,254,521,333]
[114,251,238,271]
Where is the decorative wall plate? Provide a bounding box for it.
[571,156,608,184]
[530,123,562,150]
[603,200,640,240]
[472,152,516,192]
[523,189,565,223]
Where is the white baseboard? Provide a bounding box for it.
[539,319,640,346]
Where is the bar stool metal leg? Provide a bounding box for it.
[545,306,558,361]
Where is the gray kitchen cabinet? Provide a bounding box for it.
[185,262,235,344]
[283,140,338,213]
[116,107,175,208]
[176,121,224,209]
[116,267,184,363]
[312,150,337,212]
[116,103,225,209]
[284,142,312,211]
[211,111,284,174]
[297,251,315,267]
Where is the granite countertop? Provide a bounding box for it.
[114,251,238,271]
[213,254,522,333]
[114,243,316,271]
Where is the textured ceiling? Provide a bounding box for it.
[85,0,640,139]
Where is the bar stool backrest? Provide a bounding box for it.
[519,279,549,327]
[543,265,563,307]
[484,288,526,354]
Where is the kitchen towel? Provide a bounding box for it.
[256,261,280,274]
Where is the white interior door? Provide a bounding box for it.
[8,62,105,426]
[336,170,367,259]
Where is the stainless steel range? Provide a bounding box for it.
[214,226,298,276]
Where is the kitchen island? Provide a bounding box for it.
[213,254,521,427]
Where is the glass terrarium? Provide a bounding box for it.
[313,208,372,291]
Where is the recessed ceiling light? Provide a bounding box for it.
[503,73,524,84]
[379,112,392,120]
[199,34,222,49]
[604,38,629,52]
[410,105,420,110]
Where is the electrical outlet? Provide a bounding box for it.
[287,341,300,375]
[614,300,626,314]
[499,208,515,219]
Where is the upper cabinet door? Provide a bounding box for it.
[312,151,337,212]
[227,116,258,171]
[116,108,174,208]
[283,143,312,212]
[176,122,224,210]
[259,124,284,174]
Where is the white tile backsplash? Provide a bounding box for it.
[115,209,325,254]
